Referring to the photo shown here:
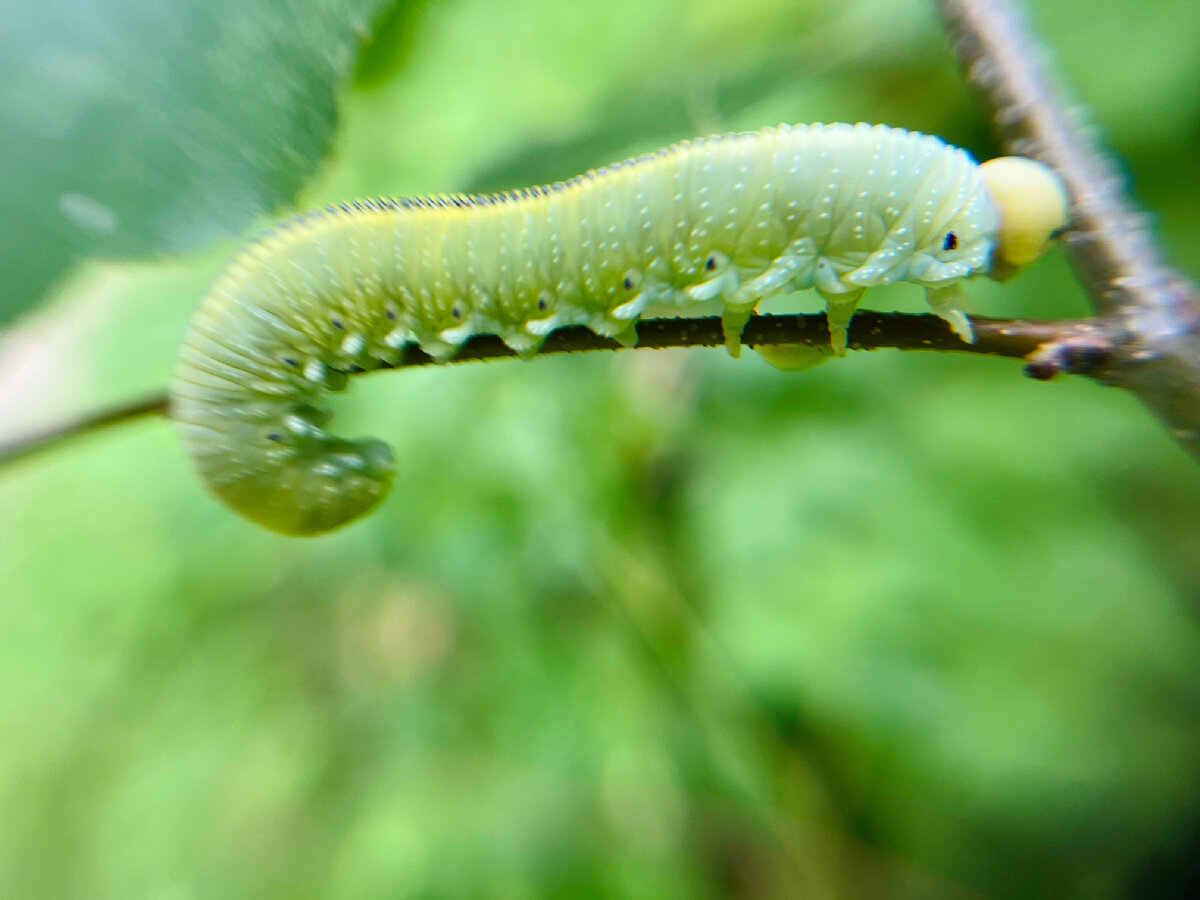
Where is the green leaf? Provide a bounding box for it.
[0,0,396,324]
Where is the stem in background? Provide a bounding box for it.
[938,0,1200,456]
[0,311,1101,467]
[0,392,168,467]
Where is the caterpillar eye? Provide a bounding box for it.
[622,270,641,292]
[705,254,719,272]
[536,292,550,312]
[451,302,464,320]
[943,232,959,251]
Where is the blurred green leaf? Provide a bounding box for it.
[0,0,397,324]
[3,1,1200,898]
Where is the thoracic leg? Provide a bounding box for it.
[819,288,865,355]
[721,305,754,358]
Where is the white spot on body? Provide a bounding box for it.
[304,359,326,382]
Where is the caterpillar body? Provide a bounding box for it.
[171,122,1068,535]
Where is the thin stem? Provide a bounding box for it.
[0,392,168,467]
[0,311,1100,468]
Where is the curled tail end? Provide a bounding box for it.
[172,400,395,535]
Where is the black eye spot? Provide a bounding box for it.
[331,316,345,330]
[282,357,299,369]
[385,307,397,321]
[451,303,463,320]
[266,432,283,442]
[623,275,635,291]
[943,232,959,251]
[705,255,718,272]
[536,294,549,312]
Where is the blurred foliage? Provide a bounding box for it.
[0,0,393,322]
[2,0,1200,897]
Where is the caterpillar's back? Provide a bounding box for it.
[170,123,1068,534]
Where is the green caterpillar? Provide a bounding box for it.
[171,122,1068,535]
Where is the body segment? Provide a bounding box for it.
[171,122,1064,534]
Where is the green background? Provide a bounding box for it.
[2,0,1199,896]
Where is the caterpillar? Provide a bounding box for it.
[170,122,1069,535]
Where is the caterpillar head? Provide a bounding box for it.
[980,156,1070,279]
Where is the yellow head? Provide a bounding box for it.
[979,156,1070,278]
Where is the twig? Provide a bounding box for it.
[0,392,168,467]
[377,312,1105,370]
[938,0,1200,456]
[0,311,1100,467]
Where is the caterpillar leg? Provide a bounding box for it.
[721,306,754,358]
[588,312,640,348]
[684,253,750,358]
[734,253,804,307]
[612,323,640,348]
[818,288,865,356]
[925,284,975,343]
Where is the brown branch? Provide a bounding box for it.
[0,311,1102,468]
[375,312,1106,371]
[939,0,1200,457]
